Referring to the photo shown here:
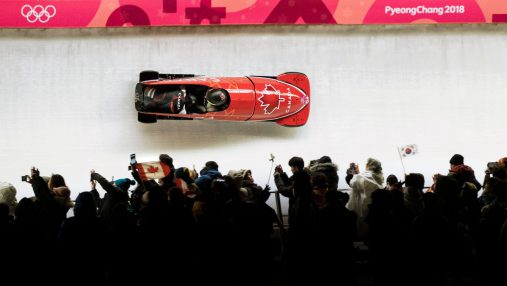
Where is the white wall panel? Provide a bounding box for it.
[1,25,506,210]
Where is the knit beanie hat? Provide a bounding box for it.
[114,178,136,191]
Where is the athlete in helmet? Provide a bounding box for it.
[205,88,230,112]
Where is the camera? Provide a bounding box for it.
[21,175,28,182]
[346,163,357,175]
[128,154,137,171]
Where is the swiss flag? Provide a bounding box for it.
[137,161,171,181]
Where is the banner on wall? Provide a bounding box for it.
[4,0,507,28]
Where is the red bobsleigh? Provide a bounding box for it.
[135,71,310,127]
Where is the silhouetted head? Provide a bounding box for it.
[312,172,328,189]
[449,154,464,166]
[74,192,97,218]
[318,156,332,164]
[205,161,219,170]
[288,156,305,171]
[386,174,399,186]
[48,174,66,190]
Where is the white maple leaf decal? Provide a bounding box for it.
[258,84,285,114]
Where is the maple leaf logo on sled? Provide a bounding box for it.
[258,84,285,114]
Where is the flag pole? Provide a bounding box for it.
[266,154,275,186]
[397,147,407,175]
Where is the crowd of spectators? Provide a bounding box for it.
[0,153,506,286]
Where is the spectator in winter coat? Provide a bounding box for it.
[346,158,384,239]
[309,156,339,191]
[403,173,425,217]
[228,169,270,203]
[90,170,130,227]
[448,153,482,191]
[26,167,69,241]
[274,156,317,284]
[47,174,74,211]
[195,161,222,195]
[58,191,107,284]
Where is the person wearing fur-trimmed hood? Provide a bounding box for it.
[309,155,339,191]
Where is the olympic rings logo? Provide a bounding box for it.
[21,5,56,23]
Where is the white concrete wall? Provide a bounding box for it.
[1,25,506,210]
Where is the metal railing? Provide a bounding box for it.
[270,187,432,223]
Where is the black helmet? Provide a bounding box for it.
[205,89,229,106]
[169,94,184,113]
